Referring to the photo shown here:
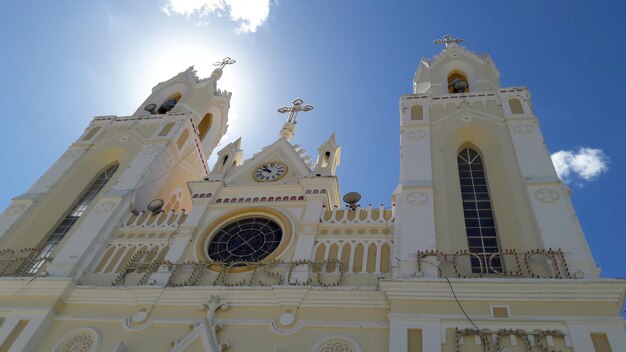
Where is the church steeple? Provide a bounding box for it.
[413,34,501,96]
[395,36,599,279]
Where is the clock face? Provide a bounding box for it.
[207,217,283,263]
[253,161,287,182]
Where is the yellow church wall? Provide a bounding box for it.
[0,144,130,252]
[34,320,193,352]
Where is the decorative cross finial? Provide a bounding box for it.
[277,98,314,124]
[213,57,236,70]
[434,34,464,47]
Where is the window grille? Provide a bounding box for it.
[27,163,119,274]
[457,148,502,273]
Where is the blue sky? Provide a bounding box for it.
[0,1,624,279]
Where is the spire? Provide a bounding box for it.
[277,98,314,141]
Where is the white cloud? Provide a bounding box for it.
[551,147,609,183]
[163,0,271,33]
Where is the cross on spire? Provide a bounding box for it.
[434,34,464,47]
[213,57,236,70]
[277,98,314,124]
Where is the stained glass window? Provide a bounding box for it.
[207,217,282,263]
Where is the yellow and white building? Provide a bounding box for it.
[0,37,624,352]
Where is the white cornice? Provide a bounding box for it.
[379,279,626,303]
[65,285,388,308]
[0,277,73,297]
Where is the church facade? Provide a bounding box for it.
[0,37,624,352]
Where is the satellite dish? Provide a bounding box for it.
[450,79,469,93]
[147,199,164,214]
[342,192,361,210]
[144,103,157,114]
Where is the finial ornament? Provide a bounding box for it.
[213,57,236,70]
[277,98,314,124]
[434,34,464,47]
[277,98,314,141]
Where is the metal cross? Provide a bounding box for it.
[434,34,464,47]
[277,98,314,124]
[213,57,236,70]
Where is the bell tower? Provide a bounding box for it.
[394,35,599,279]
[0,61,233,278]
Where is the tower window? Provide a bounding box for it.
[158,122,175,137]
[322,151,331,167]
[448,71,470,94]
[509,98,524,114]
[457,147,502,273]
[158,93,182,114]
[198,113,212,140]
[176,129,189,150]
[27,162,119,273]
[411,104,424,120]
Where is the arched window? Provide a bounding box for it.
[158,122,175,137]
[158,93,182,114]
[27,162,120,273]
[457,148,502,273]
[198,113,212,140]
[176,129,189,150]
[411,104,423,120]
[448,70,470,93]
[321,151,331,167]
[509,98,524,114]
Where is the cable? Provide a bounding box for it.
[135,147,197,192]
[0,274,40,308]
[420,258,480,331]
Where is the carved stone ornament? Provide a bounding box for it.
[95,201,116,214]
[406,191,429,206]
[143,144,162,154]
[534,189,559,203]
[311,336,362,352]
[5,204,26,216]
[513,123,534,134]
[62,149,82,159]
[406,129,427,140]
[54,327,101,352]
[319,341,354,352]
[118,136,129,143]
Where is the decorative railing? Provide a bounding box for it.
[0,248,51,277]
[121,210,187,230]
[417,248,572,279]
[321,205,394,225]
[455,328,566,352]
[313,239,392,274]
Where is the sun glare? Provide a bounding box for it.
[125,35,265,165]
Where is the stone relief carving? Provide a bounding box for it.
[534,189,559,203]
[406,191,429,206]
[54,327,101,352]
[95,201,116,214]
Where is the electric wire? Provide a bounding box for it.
[420,258,481,331]
[134,146,198,192]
